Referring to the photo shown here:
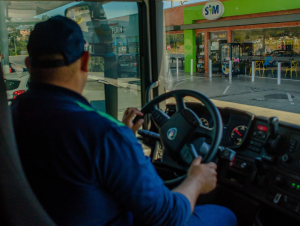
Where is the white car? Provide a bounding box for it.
[4,72,30,104]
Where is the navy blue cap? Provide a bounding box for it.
[27,15,85,68]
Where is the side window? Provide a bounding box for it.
[66,2,141,120]
[1,1,141,120]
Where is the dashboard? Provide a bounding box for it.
[165,102,254,149]
[163,102,300,224]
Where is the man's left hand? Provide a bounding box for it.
[122,108,144,134]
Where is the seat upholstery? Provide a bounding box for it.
[0,63,55,226]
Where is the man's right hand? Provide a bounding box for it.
[172,157,217,213]
[187,157,217,195]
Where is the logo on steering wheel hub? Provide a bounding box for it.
[167,128,177,140]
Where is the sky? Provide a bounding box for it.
[33,1,205,21]
[163,0,207,9]
[34,2,139,20]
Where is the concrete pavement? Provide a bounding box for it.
[83,69,300,124]
[167,70,300,125]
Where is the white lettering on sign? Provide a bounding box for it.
[111,26,123,34]
[202,0,225,20]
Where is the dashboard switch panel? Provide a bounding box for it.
[253,130,267,140]
[248,140,263,153]
[288,139,298,153]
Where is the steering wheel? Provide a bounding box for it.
[134,90,223,184]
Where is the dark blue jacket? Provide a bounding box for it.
[11,82,190,226]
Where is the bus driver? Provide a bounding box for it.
[11,16,237,226]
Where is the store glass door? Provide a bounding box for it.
[196,33,205,73]
[209,31,227,73]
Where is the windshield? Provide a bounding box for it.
[0,0,141,120]
[1,0,300,125]
[163,0,300,125]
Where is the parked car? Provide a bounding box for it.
[116,54,139,78]
[4,72,29,105]
[9,62,28,72]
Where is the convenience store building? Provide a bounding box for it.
[164,0,300,75]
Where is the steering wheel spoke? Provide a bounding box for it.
[195,125,214,139]
[174,94,186,111]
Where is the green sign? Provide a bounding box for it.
[184,0,300,24]
[183,0,300,73]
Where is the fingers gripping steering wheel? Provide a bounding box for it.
[134,90,223,183]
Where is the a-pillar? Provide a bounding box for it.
[0,1,9,65]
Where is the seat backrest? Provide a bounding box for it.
[0,63,56,226]
[291,61,298,69]
[255,61,262,68]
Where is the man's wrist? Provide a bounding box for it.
[185,175,203,195]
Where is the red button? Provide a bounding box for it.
[257,125,268,132]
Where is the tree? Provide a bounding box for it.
[42,15,50,21]
[17,47,22,55]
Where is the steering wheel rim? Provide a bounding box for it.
[135,90,223,184]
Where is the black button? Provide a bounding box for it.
[255,147,261,153]
[267,194,274,201]
[257,142,263,147]
[248,145,255,151]
[256,134,262,139]
[286,204,295,211]
[248,145,260,153]
[295,204,300,213]
[250,140,255,145]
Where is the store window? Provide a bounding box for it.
[233,29,264,56]
[264,27,300,56]
[233,27,300,57]
[233,27,300,77]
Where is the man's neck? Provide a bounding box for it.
[46,80,83,95]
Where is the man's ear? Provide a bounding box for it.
[25,57,31,70]
[81,51,90,72]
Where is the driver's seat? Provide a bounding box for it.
[0,66,55,225]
